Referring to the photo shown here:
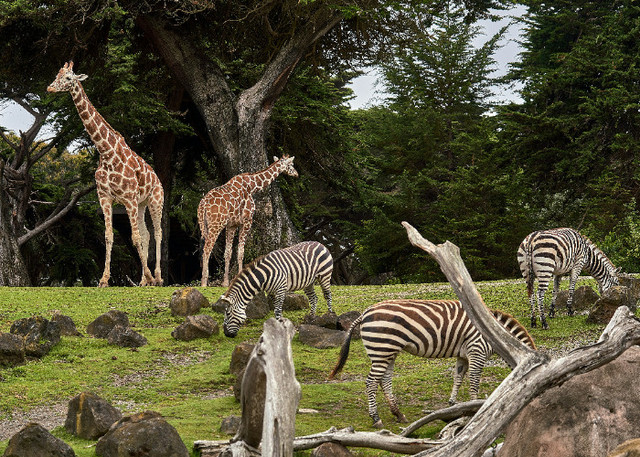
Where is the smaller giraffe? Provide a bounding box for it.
[48,62,164,287]
[198,155,298,287]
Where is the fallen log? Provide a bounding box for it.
[401,400,485,437]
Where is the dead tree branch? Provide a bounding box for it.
[400,400,485,438]
[401,221,640,457]
[293,426,443,454]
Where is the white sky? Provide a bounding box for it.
[0,4,526,135]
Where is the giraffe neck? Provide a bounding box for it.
[69,82,119,156]
[245,162,281,194]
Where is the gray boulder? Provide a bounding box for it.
[87,310,129,338]
[106,325,147,348]
[267,293,309,311]
[2,422,75,457]
[337,311,362,339]
[302,312,339,329]
[230,342,256,401]
[170,287,208,316]
[297,324,346,349]
[51,313,82,337]
[10,316,60,358]
[499,346,640,457]
[95,411,189,457]
[587,286,636,324]
[312,442,353,456]
[0,332,25,367]
[220,415,241,435]
[556,285,600,313]
[65,392,122,440]
[171,315,219,341]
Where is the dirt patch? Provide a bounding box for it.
[0,402,68,441]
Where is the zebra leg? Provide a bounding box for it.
[303,285,319,315]
[318,274,333,314]
[466,352,487,401]
[380,358,407,423]
[449,357,468,405]
[550,275,561,318]
[365,359,390,428]
[529,287,538,328]
[536,278,551,330]
[273,289,286,321]
[567,265,583,317]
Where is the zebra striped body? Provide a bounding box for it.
[517,228,619,329]
[221,241,333,337]
[329,299,535,427]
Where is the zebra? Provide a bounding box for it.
[328,299,535,428]
[220,240,333,337]
[517,227,619,329]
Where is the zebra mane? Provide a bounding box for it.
[490,308,537,350]
[225,254,268,293]
[581,234,618,272]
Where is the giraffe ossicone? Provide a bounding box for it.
[198,155,298,287]
[48,61,164,287]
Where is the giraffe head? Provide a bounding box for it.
[47,62,88,93]
[274,155,298,177]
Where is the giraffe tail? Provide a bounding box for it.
[328,313,363,380]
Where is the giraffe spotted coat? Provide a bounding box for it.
[48,61,164,287]
[198,156,298,287]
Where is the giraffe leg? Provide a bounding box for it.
[137,204,151,285]
[222,226,238,287]
[124,203,154,286]
[201,225,224,287]
[98,197,114,287]
[235,220,253,284]
[148,196,163,285]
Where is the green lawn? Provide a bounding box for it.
[0,279,611,456]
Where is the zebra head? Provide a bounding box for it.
[222,295,247,338]
[274,155,298,178]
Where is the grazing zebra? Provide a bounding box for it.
[517,227,619,329]
[328,299,535,428]
[220,241,333,337]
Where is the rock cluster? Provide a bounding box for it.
[87,310,147,348]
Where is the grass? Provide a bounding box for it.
[0,278,614,456]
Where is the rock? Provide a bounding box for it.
[555,286,600,312]
[230,342,255,401]
[211,297,226,314]
[95,411,189,457]
[171,315,219,341]
[279,293,309,311]
[0,332,25,367]
[246,292,269,319]
[312,442,353,456]
[302,312,339,329]
[337,311,362,340]
[10,316,61,358]
[65,392,122,440]
[619,274,640,307]
[608,438,640,457]
[499,346,640,457]
[229,342,255,377]
[219,415,241,435]
[297,324,346,349]
[106,325,147,348]
[87,310,129,338]
[170,287,208,316]
[587,286,634,324]
[51,313,82,337]
[2,422,75,457]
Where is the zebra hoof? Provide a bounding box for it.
[373,420,384,429]
[396,414,408,423]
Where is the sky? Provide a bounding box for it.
[0,4,526,135]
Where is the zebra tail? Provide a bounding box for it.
[526,242,535,297]
[328,314,363,380]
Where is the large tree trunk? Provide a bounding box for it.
[137,10,342,257]
[0,161,30,285]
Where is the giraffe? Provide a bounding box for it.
[47,61,164,287]
[198,155,298,287]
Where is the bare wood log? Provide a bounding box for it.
[215,317,300,456]
[401,221,640,457]
[293,426,443,454]
[400,400,485,437]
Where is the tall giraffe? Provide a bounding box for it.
[47,62,164,287]
[198,155,298,287]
